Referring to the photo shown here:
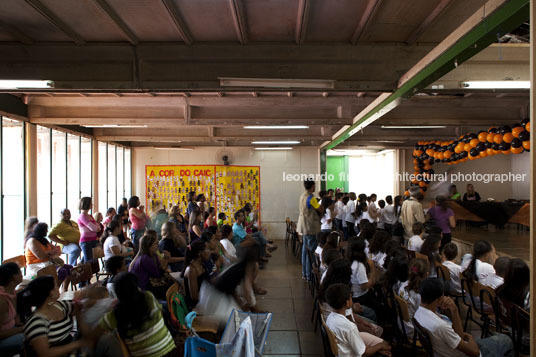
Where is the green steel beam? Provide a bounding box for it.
[324,0,529,151]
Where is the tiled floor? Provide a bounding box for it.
[256,242,323,357]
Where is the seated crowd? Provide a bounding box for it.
[297,179,528,357]
[0,193,277,356]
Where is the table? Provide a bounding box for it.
[449,201,529,227]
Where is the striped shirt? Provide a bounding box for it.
[24,300,74,346]
[99,291,175,357]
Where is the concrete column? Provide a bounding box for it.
[92,139,99,213]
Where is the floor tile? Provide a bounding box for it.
[269,312,298,330]
[299,331,324,354]
[264,331,301,354]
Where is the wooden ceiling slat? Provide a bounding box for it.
[161,0,193,45]
[90,0,139,45]
[351,0,383,44]
[0,20,33,44]
[295,0,310,45]
[406,0,455,45]
[228,0,248,44]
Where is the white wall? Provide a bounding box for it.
[403,150,530,201]
[132,147,320,239]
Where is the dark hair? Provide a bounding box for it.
[319,259,352,301]
[25,217,39,239]
[101,219,121,245]
[324,232,340,251]
[496,259,530,307]
[346,239,369,274]
[106,255,125,275]
[420,234,441,265]
[221,224,233,238]
[342,196,349,205]
[113,272,151,338]
[356,201,367,217]
[26,222,49,247]
[442,243,458,261]
[79,196,92,211]
[321,197,333,210]
[382,240,404,270]
[111,214,123,223]
[378,199,385,209]
[181,240,207,278]
[419,277,444,304]
[436,195,449,211]
[304,179,315,190]
[326,283,351,310]
[195,194,205,202]
[317,231,330,247]
[321,249,342,267]
[384,253,409,289]
[386,195,393,205]
[234,209,245,221]
[211,245,258,295]
[407,258,429,293]
[412,222,424,235]
[218,212,226,220]
[335,192,343,200]
[359,223,375,242]
[318,190,327,199]
[187,192,196,202]
[327,189,334,194]
[243,203,252,213]
[127,196,140,209]
[370,193,377,200]
[394,195,403,211]
[494,256,511,278]
[106,207,116,215]
[206,225,218,236]
[200,231,214,243]
[0,262,21,286]
[203,211,210,221]
[369,230,391,255]
[17,276,56,322]
[463,240,493,282]
[208,207,215,215]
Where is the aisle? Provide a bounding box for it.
[256,242,323,356]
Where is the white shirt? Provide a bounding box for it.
[315,245,323,257]
[350,261,369,298]
[475,259,496,284]
[368,252,386,271]
[377,208,385,229]
[397,281,421,338]
[220,238,237,259]
[335,201,345,220]
[383,204,396,225]
[345,200,356,223]
[442,260,462,294]
[362,211,375,223]
[321,208,333,230]
[483,273,504,289]
[408,235,424,252]
[414,307,465,357]
[326,312,366,357]
[103,235,122,260]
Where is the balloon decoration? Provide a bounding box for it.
[408,120,530,196]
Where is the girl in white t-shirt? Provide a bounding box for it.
[321,198,335,232]
[463,240,497,284]
[397,258,429,338]
[348,239,375,303]
[367,231,391,271]
[102,220,134,261]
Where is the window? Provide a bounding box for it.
[117,146,124,207]
[348,150,397,200]
[67,134,80,217]
[37,126,51,227]
[98,142,107,212]
[51,130,67,226]
[1,118,25,260]
[107,144,116,211]
[80,137,92,199]
[125,148,131,199]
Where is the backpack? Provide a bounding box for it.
[170,292,189,330]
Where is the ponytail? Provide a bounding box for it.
[407,258,428,293]
[181,240,206,278]
[101,220,121,245]
[463,240,492,282]
[17,276,55,322]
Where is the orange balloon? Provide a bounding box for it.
[419,181,426,187]
[444,151,452,159]
[512,127,524,138]
[526,122,530,132]
[411,179,418,184]
[511,146,523,154]
[502,149,511,155]
[487,133,495,143]
[463,143,471,152]
[486,148,494,156]
[468,155,475,160]
[523,141,531,150]
[478,132,488,142]
[493,149,501,155]
[414,171,420,177]
[413,159,418,165]
[493,134,503,144]
[438,152,444,160]
[404,190,410,196]
[419,188,424,194]
[470,138,479,148]
[503,133,514,143]
[454,144,463,154]
[424,164,432,170]
[479,151,488,158]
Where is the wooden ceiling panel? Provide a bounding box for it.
[38,0,125,42]
[305,0,366,42]
[418,0,487,43]
[105,0,183,41]
[174,0,239,41]
[0,1,71,42]
[244,0,298,42]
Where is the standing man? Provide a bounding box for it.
[334,192,344,232]
[345,192,356,238]
[297,179,323,281]
[400,187,426,243]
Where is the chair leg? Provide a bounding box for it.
[463,307,471,332]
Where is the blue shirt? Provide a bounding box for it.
[232,222,247,246]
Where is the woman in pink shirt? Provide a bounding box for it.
[128,196,147,251]
[77,197,101,263]
[0,262,24,355]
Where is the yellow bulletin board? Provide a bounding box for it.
[145,165,260,225]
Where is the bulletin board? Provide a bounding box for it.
[145,165,260,225]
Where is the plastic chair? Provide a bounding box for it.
[393,294,413,346]
[319,315,338,357]
[415,251,429,263]
[2,254,27,275]
[285,218,291,247]
[92,247,111,281]
[36,264,58,285]
[512,304,530,357]
[412,317,434,357]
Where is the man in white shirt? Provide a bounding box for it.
[334,192,345,231]
[441,243,462,294]
[408,222,424,252]
[368,194,379,222]
[345,192,357,237]
[325,284,391,357]
[383,195,396,234]
[415,278,513,357]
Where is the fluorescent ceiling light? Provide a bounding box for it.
[460,81,530,89]
[219,77,335,89]
[244,125,309,130]
[381,125,447,129]
[251,141,300,145]
[255,147,293,151]
[0,80,54,89]
[84,125,148,128]
[154,147,193,151]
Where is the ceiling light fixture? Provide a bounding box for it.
[244,125,309,129]
[251,141,300,145]
[460,81,530,89]
[153,147,193,151]
[381,125,447,129]
[0,80,54,89]
[83,125,148,128]
[219,77,335,89]
[254,147,293,151]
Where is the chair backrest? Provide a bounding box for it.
[436,263,451,282]
[415,251,429,263]
[459,274,476,309]
[393,293,410,322]
[70,263,93,286]
[473,280,495,316]
[2,255,26,268]
[412,317,434,357]
[92,246,105,260]
[366,259,375,276]
[36,264,58,284]
[407,250,416,260]
[320,315,338,357]
[512,304,529,351]
[166,282,180,311]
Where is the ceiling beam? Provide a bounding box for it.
[351,0,382,44]
[228,0,248,44]
[95,135,326,142]
[25,0,85,45]
[90,0,139,45]
[295,0,310,45]
[0,20,33,44]
[323,0,529,151]
[406,0,455,45]
[29,118,187,125]
[161,0,193,45]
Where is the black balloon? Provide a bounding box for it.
[476,142,486,152]
[491,143,499,150]
[511,138,522,148]
[521,118,529,127]
[484,141,491,149]
[498,142,511,151]
[488,127,498,134]
[470,148,479,157]
[518,130,529,142]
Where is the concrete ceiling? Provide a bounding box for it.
[0,0,529,148]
